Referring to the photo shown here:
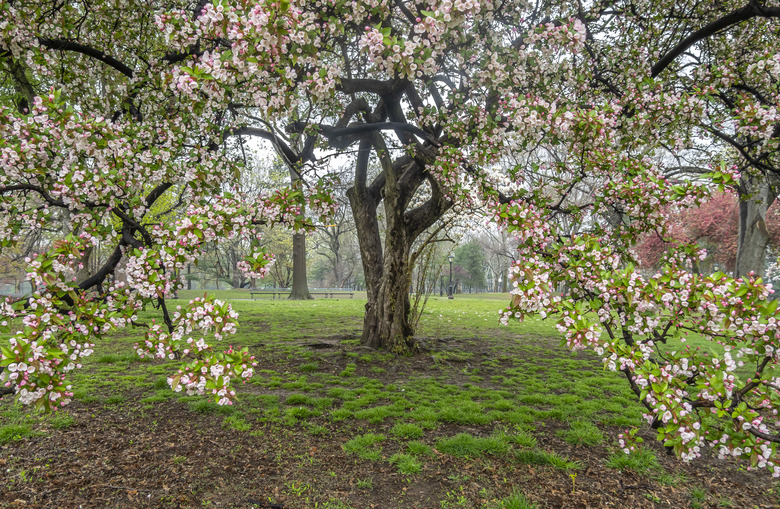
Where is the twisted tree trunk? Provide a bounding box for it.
[347,131,448,351]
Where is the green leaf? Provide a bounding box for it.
[0,346,16,364]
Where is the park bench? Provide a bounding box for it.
[249,291,285,299]
[310,291,354,299]
[249,291,354,299]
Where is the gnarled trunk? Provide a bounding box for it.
[347,136,447,351]
[735,177,776,278]
[361,242,415,351]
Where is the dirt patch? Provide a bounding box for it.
[1,330,778,509]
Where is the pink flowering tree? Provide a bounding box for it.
[0,1,335,408]
[497,1,780,476]
[2,0,780,477]
[636,192,780,274]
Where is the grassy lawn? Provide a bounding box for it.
[0,293,777,508]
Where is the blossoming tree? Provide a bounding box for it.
[0,0,335,408]
[2,0,780,476]
[498,0,780,475]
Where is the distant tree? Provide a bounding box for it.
[313,194,359,288]
[476,230,515,293]
[260,228,294,289]
[637,192,780,274]
[453,241,487,292]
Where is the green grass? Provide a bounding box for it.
[493,489,538,509]
[391,422,425,439]
[322,501,357,509]
[95,352,143,364]
[343,433,385,461]
[406,440,434,457]
[188,399,235,414]
[389,453,423,475]
[140,390,176,405]
[558,421,605,446]
[606,449,661,474]
[435,433,511,458]
[105,395,126,405]
[355,478,373,489]
[48,412,76,430]
[690,486,709,508]
[654,471,687,486]
[514,449,581,470]
[503,429,537,448]
[0,423,36,444]
[300,362,320,372]
[286,393,313,405]
[223,415,252,432]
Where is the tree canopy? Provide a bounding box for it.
[1,0,780,476]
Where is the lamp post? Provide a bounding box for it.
[448,254,454,299]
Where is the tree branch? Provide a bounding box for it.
[652,2,780,77]
[38,38,134,78]
[318,122,440,149]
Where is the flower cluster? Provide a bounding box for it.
[134,296,253,405]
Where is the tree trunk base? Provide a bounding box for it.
[360,301,416,353]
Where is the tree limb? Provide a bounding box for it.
[38,38,134,78]
[652,2,780,77]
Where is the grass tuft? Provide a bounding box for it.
[606,448,661,474]
[343,433,385,460]
[0,423,36,444]
[48,412,76,430]
[514,449,581,470]
[406,441,434,457]
[435,433,510,458]
[188,399,235,415]
[390,422,424,440]
[388,453,423,475]
[223,415,252,432]
[495,489,538,509]
[558,420,605,446]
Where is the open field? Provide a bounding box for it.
[1,293,778,508]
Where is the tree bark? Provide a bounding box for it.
[347,141,387,347]
[347,132,448,350]
[287,155,313,299]
[349,192,416,351]
[74,245,93,285]
[289,232,313,299]
[735,176,777,278]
